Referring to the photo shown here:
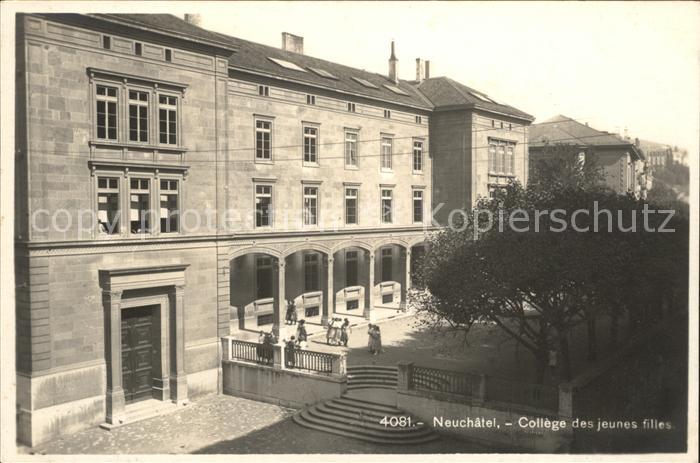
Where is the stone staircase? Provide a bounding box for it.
[293,395,437,444]
[346,365,398,390]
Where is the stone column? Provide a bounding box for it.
[397,361,414,392]
[364,251,376,321]
[273,260,287,341]
[323,256,334,326]
[104,289,126,425]
[558,384,574,419]
[170,284,188,404]
[153,300,170,401]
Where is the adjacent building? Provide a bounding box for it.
[14,13,531,445]
[529,115,647,197]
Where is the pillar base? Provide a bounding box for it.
[170,374,189,405]
[105,387,126,425]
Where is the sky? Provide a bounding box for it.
[4,2,700,154]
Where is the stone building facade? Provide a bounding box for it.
[14,13,531,445]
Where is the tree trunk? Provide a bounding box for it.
[586,316,597,361]
[609,312,619,351]
[558,331,572,381]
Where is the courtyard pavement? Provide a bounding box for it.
[23,393,488,455]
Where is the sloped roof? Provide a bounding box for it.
[530,115,643,160]
[416,76,534,121]
[97,14,433,110]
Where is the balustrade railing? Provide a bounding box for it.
[485,376,559,412]
[228,339,274,366]
[222,336,344,376]
[285,347,335,374]
[412,365,478,396]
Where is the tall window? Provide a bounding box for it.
[488,139,516,174]
[346,250,359,287]
[381,137,393,169]
[255,256,273,299]
[159,179,179,233]
[413,140,423,172]
[345,188,358,225]
[158,95,177,145]
[255,119,272,160]
[304,253,321,292]
[303,186,318,225]
[130,178,151,233]
[255,184,272,227]
[128,90,149,142]
[381,189,393,224]
[381,247,393,282]
[97,177,120,234]
[96,85,118,140]
[345,131,358,167]
[413,189,424,223]
[303,126,318,164]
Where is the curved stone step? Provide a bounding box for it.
[333,396,404,414]
[293,409,438,445]
[308,404,430,434]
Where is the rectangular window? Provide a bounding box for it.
[345,187,358,225]
[159,179,179,233]
[255,256,273,299]
[381,189,393,224]
[129,178,151,234]
[303,186,318,226]
[345,131,358,167]
[413,190,424,223]
[488,139,516,174]
[96,85,118,140]
[165,49,172,62]
[413,140,423,172]
[415,115,422,124]
[381,137,393,170]
[128,90,149,143]
[303,126,318,164]
[102,35,111,50]
[258,85,269,97]
[507,145,515,174]
[346,250,359,287]
[384,109,391,119]
[306,94,316,105]
[255,184,273,227]
[497,144,505,173]
[158,95,177,145]
[347,102,356,113]
[134,42,142,56]
[304,253,321,292]
[381,247,393,282]
[97,177,120,234]
[255,119,272,160]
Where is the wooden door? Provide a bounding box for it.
[121,306,156,403]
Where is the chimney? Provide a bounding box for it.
[183,14,202,26]
[415,58,425,82]
[281,32,304,54]
[388,41,398,83]
[424,60,430,79]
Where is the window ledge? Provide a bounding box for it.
[255,159,274,165]
[303,162,320,168]
[344,165,360,170]
[88,159,190,173]
[89,140,187,153]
